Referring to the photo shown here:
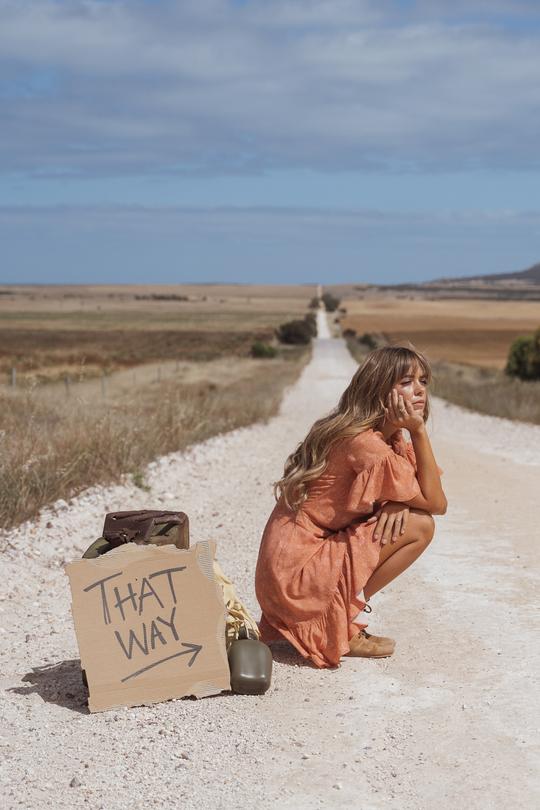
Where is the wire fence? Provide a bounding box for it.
[3,359,185,403]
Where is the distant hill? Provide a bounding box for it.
[430,261,540,285]
[326,259,540,300]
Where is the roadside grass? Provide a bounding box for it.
[426,361,540,424]
[0,347,310,532]
[346,338,540,425]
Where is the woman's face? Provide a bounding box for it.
[393,363,428,414]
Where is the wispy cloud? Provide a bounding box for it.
[1,0,540,177]
[1,203,537,285]
[2,203,539,226]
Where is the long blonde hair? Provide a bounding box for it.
[274,345,433,510]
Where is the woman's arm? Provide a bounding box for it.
[403,424,447,514]
[383,387,447,515]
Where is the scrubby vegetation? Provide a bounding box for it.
[357,332,379,350]
[0,348,311,531]
[276,314,316,345]
[250,341,278,359]
[427,361,540,424]
[135,294,189,301]
[321,292,340,312]
[505,327,540,381]
[346,331,387,351]
[304,312,317,337]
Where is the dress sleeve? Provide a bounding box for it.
[405,441,444,476]
[345,437,422,514]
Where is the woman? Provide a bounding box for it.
[254,345,447,669]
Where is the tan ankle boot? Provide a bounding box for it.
[344,629,395,659]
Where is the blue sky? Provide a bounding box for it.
[1,0,539,284]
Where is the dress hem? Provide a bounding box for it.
[258,586,371,669]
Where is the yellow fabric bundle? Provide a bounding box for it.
[213,558,261,651]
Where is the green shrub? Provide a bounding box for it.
[532,328,540,378]
[131,470,151,492]
[251,341,278,359]
[276,319,313,345]
[308,296,320,309]
[303,312,317,337]
[321,292,340,312]
[343,328,357,338]
[505,327,540,380]
[358,332,378,350]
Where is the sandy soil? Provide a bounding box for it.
[1,311,539,809]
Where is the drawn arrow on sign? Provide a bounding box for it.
[121,642,203,682]
[179,642,203,668]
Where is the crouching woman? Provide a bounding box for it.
[255,346,447,668]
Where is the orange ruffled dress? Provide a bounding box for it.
[255,427,443,669]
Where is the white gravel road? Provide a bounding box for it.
[1,310,539,810]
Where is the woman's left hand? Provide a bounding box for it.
[365,500,409,545]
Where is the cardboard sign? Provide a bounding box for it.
[65,540,231,712]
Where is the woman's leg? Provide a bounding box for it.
[363,509,435,601]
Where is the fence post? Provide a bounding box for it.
[64,375,70,397]
[11,367,16,387]
[101,372,107,399]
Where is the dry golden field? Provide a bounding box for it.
[0,348,310,531]
[0,285,316,528]
[0,283,313,331]
[0,284,315,528]
[339,295,540,369]
[0,283,315,383]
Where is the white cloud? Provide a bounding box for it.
[1,0,540,176]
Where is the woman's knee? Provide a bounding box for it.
[375,509,435,565]
[410,509,435,546]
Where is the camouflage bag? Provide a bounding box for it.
[82,509,190,558]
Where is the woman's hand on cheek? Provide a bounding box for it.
[365,501,410,545]
[384,388,424,433]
